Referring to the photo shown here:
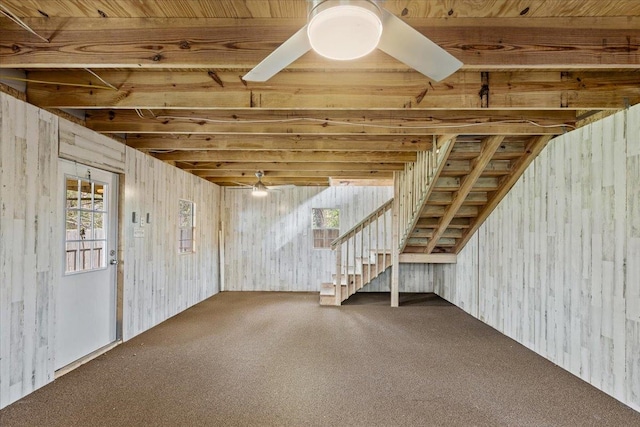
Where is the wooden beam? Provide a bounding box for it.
[152,150,417,163]
[126,134,432,152]
[210,176,329,186]
[21,69,640,110]
[424,135,505,253]
[2,1,638,19]
[329,178,393,187]
[191,170,394,179]
[180,161,406,171]
[84,109,570,135]
[452,134,553,253]
[1,17,638,68]
[11,0,640,18]
[399,253,457,264]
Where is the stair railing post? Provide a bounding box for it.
[391,172,400,307]
[335,244,342,306]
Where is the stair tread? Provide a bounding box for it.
[320,287,335,296]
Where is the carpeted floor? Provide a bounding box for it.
[1,292,639,426]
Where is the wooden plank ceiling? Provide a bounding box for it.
[1,0,639,254]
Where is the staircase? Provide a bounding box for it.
[319,250,393,305]
[319,199,393,306]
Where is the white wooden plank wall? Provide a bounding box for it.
[223,185,435,293]
[0,92,59,408]
[58,119,125,173]
[433,233,479,317]
[625,104,640,411]
[224,186,380,291]
[364,263,437,293]
[122,148,221,340]
[434,104,640,412]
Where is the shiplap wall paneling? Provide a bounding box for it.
[58,119,125,173]
[123,148,221,340]
[434,104,640,412]
[0,93,59,408]
[223,186,395,292]
[626,104,640,410]
[365,264,436,293]
[433,232,479,317]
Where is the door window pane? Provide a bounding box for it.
[94,183,105,211]
[64,175,109,274]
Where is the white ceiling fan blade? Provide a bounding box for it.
[243,25,312,82]
[266,184,295,189]
[377,9,462,82]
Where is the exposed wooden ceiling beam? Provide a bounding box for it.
[452,134,553,253]
[424,135,505,253]
[152,150,417,163]
[1,17,638,68]
[209,177,330,186]
[194,170,394,179]
[126,134,432,152]
[21,70,639,110]
[2,1,638,19]
[84,109,571,135]
[179,161,406,171]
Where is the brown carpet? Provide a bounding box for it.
[1,292,639,427]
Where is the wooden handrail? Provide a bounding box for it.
[397,136,456,252]
[330,198,393,249]
[329,198,394,305]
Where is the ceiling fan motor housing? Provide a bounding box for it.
[307,0,383,60]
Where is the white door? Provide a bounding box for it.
[56,160,118,370]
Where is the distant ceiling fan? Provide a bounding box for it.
[232,171,288,197]
[242,0,463,82]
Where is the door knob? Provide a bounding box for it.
[109,259,118,265]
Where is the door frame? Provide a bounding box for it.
[55,159,125,375]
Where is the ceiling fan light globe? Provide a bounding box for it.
[252,182,269,197]
[308,3,382,61]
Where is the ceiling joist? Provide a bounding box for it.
[85,109,574,135]
[20,70,640,110]
[1,17,639,69]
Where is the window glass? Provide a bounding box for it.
[178,199,195,253]
[312,208,340,249]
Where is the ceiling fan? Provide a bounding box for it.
[232,171,287,197]
[242,0,462,82]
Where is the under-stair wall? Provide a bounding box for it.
[433,105,640,412]
[223,186,436,292]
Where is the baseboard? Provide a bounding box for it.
[54,340,121,379]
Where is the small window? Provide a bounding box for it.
[178,199,195,253]
[312,208,340,249]
[64,177,107,274]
